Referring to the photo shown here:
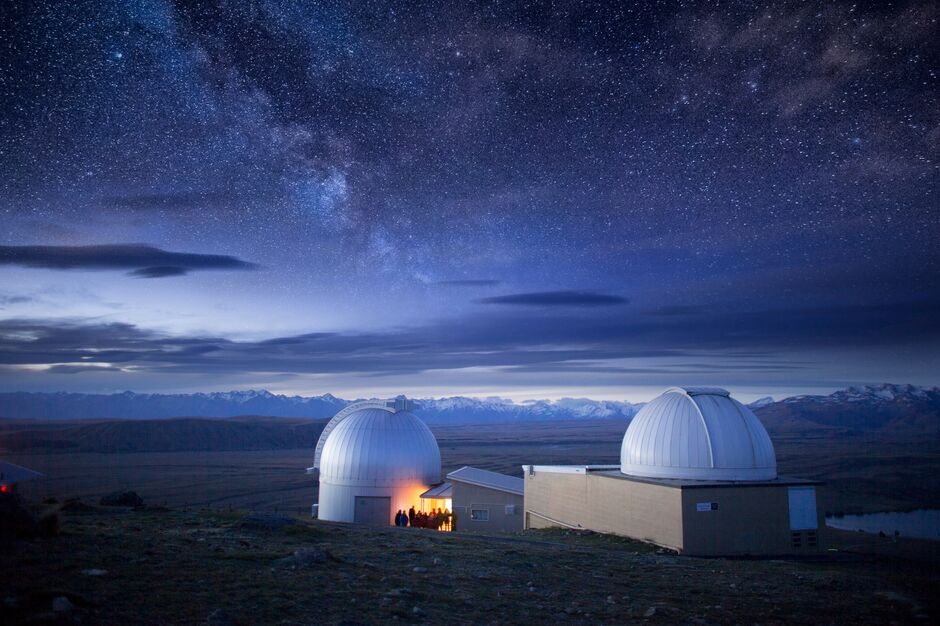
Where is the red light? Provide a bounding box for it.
[0,484,8,493]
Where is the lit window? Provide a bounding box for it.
[505,504,516,515]
[470,508,489,521]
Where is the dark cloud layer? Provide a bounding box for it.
[3,300,936,379]
[0,244,258,278]
[478,291,629,307]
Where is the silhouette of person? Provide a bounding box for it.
[408,506,416,526]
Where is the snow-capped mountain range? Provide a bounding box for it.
[0,389,642,424]
[781,383,940,405]
[752,383,940,434]
[0,383,936,430]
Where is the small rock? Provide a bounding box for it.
[81,568,108,576]
[52,596,74,612]
[606,595,616,605]
[412,566,428,573]
[273,548,329,568]
[644,606,657,618]
[412,606,423,615]
[207,608,236,626]
[99,491,144,507]
[432,557,443,566]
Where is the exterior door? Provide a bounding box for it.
[354,496,391,526]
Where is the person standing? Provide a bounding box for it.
[408,506,416,526]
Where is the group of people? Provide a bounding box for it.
[394,506,454,531]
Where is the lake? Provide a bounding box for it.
[826,509,940,541]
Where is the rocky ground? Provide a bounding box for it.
[1,503,937,625]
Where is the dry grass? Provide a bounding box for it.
[1,505,937,624]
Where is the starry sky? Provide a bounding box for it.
[0,0,938,402]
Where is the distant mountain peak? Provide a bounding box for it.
[755,383,940,435]
[749,396,775,408]
[783,383,939,405]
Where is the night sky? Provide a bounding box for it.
[1,1,937,401]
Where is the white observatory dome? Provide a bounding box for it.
[315,400,442,524]
[620,387,776,481]
[319,407,441,486]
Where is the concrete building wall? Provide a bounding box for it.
[585,474,684,551]
[524,468,824,556]
[524,470,683,551]
[679,485,824,556]
[524,470,588,530]
[452,481,524,532]
[318,480,430,525]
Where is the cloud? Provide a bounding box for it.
[128,266,190,279]
[0,295,33,307]
[47,364,124,374]
[478,290,628,307]
[4,299,936,382]
[436,279,501,287]
[0,244,258,278]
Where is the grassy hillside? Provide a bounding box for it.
[1,505,937,624]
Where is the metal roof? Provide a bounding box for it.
[419,482,453,498]
[621,387,777,481]
[678,386,730,397]
[313,400,396,471]
[0,461,43,485]
[318,408,441,487]
[446,466,524,496]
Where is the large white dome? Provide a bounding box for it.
[620,387,776,481]
[319,407,441,487]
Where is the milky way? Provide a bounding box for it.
[0,1,937,399]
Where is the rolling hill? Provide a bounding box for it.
[0,416,326,453]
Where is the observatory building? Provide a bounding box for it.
[310,398,442,526]
[523,387,823,556]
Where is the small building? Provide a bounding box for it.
[310,398,441,526]
[447,466,524,532]
[523,387,824,556]
[419,481,453,513]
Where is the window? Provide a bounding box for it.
[788,486,818,530]
[505,504,516,515]
[470,508,489,521]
